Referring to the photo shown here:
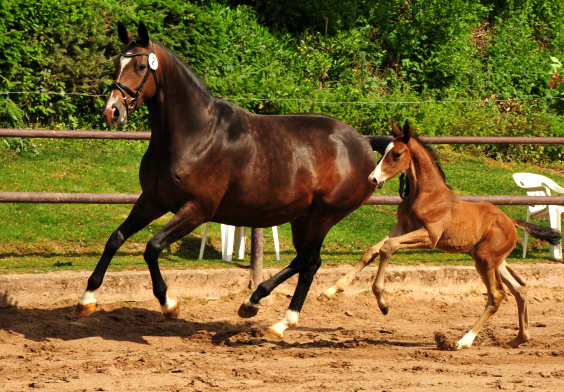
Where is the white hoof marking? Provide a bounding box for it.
[78,290,96,306]
[268,310,299,338]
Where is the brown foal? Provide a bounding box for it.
[320,121,561,349]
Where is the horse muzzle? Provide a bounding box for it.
[103,101,127,126]
[370,176,386,189]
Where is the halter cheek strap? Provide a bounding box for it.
[111,42,160,114]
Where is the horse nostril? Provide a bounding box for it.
[112,105,120,121]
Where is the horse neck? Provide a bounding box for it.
[146,47,215,143]
[405,141,447,198]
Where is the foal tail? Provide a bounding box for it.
[512,219,561,246]
[367,135,393,155]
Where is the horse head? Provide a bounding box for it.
[368,120,412,189]
[103,22,160,126]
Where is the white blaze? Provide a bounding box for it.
[369,142,394,183]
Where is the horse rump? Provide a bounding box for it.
[512,219,561,246]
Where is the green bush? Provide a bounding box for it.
[1,0,563,163]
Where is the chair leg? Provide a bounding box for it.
[198,222,210,260]
[221,224,235,262]
[523,212,531,258]
[234,226,247,259]
[272,226,280,261]
[548,209,562,259]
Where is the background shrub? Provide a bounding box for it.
[0,0,563,163]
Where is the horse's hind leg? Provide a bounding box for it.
[77,193,167,317]
[499,261,530,348]
[266,244,323,339]
[238,216,311,319]
[457,261,506,349]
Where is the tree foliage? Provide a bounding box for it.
[1,0,563,162]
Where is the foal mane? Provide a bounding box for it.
[399,133,449,199]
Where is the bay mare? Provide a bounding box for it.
[319,121,561,349]
[76,21,391,338]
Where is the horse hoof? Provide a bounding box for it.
[238,303,259,318]
[76,302,96,318]
[163,303,180,321]
[380,306,389,315]
[265,327,284,340]
[317,293,331,302]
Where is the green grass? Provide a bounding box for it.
[0,139,563,274]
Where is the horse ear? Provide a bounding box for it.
[117,22,133,45]
[137,21,150,47]
[391,121,402,137]
[400,120,412,143]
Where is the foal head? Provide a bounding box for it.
[368,121,413,189]
[103,22,160,126]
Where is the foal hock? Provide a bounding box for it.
[77,22,391,337]
[320,121,561,349]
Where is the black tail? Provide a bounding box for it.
[366,135,393,155]
[513,219,561,246]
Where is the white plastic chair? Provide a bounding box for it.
[512,173,564,259]
[198,223,280,262]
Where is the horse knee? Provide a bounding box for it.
[144,239,162,263]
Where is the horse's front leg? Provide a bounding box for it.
[372,228,433,314]
[77,193,167,317]
[143,201,207,320]
[318,225,404,302]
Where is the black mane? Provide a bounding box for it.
[399,132,450,199]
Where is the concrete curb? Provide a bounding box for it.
[1,263,563,307]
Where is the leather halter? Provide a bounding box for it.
[111,42,159,114]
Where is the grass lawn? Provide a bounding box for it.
[0,137,563,274]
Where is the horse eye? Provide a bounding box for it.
[138,64,147,71]
[392,152,403,160]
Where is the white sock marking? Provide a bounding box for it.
[78,290,96,306]
[457,331,477,349]
[161,296,178,313]
[269,309,299,337]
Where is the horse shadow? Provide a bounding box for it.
[0,303,433,350]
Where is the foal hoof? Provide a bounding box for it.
[265,327,284,340]
[238,303,259,318]
[75,302,96,318]
[380,306,389,316]
[163,302,180,321]
[317,293,331,302]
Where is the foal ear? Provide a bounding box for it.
[400,120,412,143]
[391,121,402,137]
[117,22,133,45]
[137,21,150,47]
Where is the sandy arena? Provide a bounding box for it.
[1,267,564,392]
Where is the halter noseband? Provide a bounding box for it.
[111,42,160,114]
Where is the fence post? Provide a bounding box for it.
[250,228,263,290]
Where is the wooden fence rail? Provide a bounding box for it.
[2,128,564,288]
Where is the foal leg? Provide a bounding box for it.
[499,261,530,347]
[457,261,506,349]
[372,228,432,314]
[77,193,167,317]
[318,237,387,302]
[143,202,207,320]
[318,225,403,302]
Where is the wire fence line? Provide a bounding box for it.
[1,90,562,105]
